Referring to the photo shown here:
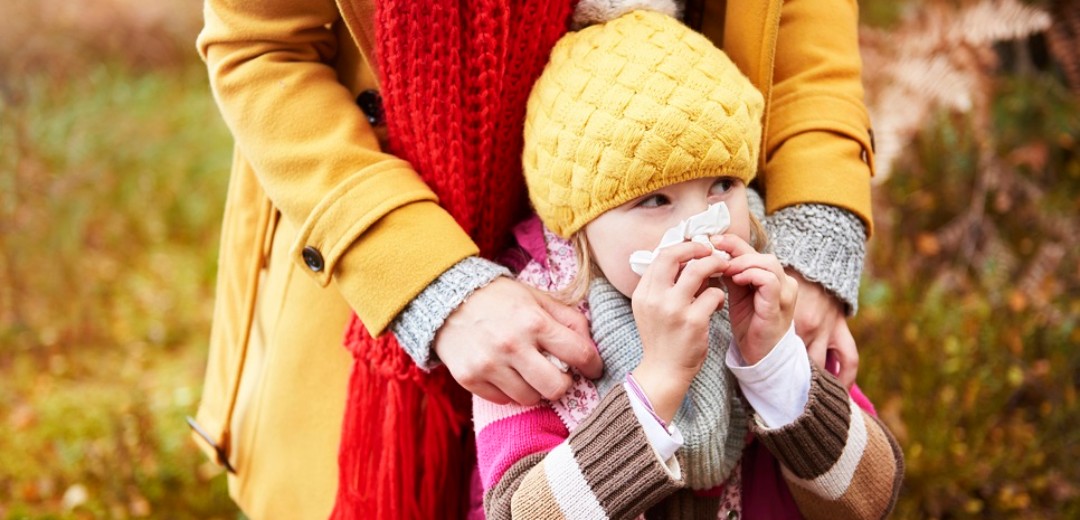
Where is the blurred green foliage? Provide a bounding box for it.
[0,5,239,511]
[856,70,1080,518]
[1,0,1077,518]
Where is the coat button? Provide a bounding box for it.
[356,89,384,126]
[301,246,324,272]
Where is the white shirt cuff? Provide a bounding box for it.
[725,323,811,428]
[623,382,683,478]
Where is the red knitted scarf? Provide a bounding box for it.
[332,2,575,518]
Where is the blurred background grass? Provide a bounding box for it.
[0,0,236,517]
[0,0,1076,518]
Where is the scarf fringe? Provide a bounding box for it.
[331,315,471,520]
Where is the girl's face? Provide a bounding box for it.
[583,176,751,298]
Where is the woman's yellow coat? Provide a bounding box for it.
[192,0,876,517]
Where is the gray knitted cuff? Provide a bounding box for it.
[765,204,867,315]
[389,256,511,369]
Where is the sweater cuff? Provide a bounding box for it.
[390,256,511,369]
[766,204,866,315]
[750,364,852,480]
[566,385,682,517]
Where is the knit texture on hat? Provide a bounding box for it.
[523,10,764,237]
[588,277,749,490]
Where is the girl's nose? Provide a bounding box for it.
[679,200,712,221]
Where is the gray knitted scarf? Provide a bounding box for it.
[589,277,749,490]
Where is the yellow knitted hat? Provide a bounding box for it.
[523,10,764,237]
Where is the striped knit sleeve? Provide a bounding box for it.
[477,386,683,520]
[751,365,904,520]
[473,397,570,494]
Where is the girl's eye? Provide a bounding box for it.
[637,194,670,208]
[710,178,736,195]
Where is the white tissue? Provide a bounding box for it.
[629,202,732,276]
[544,353,570,373]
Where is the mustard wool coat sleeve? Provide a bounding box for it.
[764,0,872,233]
[765,0,875,234]
[716,0,876,235]
[198,0,479,334]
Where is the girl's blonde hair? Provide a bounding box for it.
[555,212,769,306]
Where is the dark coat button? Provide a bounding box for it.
[301,246,324,272]
[356,89,384,126]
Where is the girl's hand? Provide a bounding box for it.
[630,241,728,422]
[712,234,798,365]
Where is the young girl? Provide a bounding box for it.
[473,10,903,519]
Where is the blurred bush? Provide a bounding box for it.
[0,0,202,80]
[857,68,1080,517]
[0,0,237,517]
[855,2,1080,518]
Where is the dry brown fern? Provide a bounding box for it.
[1046,0,1080,91]
[860,0,1052,181]
[861,0,1080,316]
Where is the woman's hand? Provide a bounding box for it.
[789,270,859,387]
[712,234,798,365]
[631,242,727,422]
[433,278,603,406]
